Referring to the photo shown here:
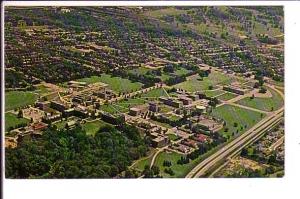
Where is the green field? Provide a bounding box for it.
[217,92,238,101]
[100,104,128,114]
[236,88,284,111]
[82,120,112,136]
[5,113,30,132]
[34,85,51,95]
[5,91,39,111]
[141,88,169,98]
[174,71,236,92]
[115,98,147,109]
[77,74,143,93]
[132,150,156,171]
[100,98,147,114]
[154,151,203,178]
[128,67,151,75]
[211,104,265,137]
[203,90,225,97]
[167,133,180,141]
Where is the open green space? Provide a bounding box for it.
[217,92,238,101]
[236,87,283,112]
[203,90,225,97]
[115,98,147,109]
[128,67,151,76]
[100,104,128,114]
[141,88,169,99]
[211,104,265,137]
[100,98,147,114]
[154,151,205,178]
[77,74,143,93]
[167,134,180,141]
[5,91,39,111]
[132,150,156,171]
[5,112,30,132]
[34,85,51,95]
[174,71,237,92]
[82,120,112,136]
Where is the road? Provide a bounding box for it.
[185,107,284,178]
[269,136,284,151]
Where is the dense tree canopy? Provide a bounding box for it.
[5,124,148,178]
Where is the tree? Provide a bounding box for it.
[17,109,23,118]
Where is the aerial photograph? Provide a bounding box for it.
[4,6,284,178]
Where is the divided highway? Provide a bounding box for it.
[185,107,284,178]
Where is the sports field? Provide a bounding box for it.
[5,113,30,132]
[5,91,39,111]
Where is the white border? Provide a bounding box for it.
[2,1,300,199]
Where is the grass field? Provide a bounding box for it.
[77,74,143,93]
[99,104,128,114]
[129,67,151,76]
[236,88,284,112]
[82,120,112,136]
[154,151,206,178]
[217,92,238,101]
[141,88,169,99]
[167,134,180,141]
[211,104,265,137]
[34,85,51,95]
[132,150,156,171]
[5,91,39,111]
[174,71,235,92]
[100,98,147,114]
[203,90,225,97]
[5,113,30,132]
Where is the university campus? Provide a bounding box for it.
[4,6,284,178]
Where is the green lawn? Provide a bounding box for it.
[174,68,193,76]
[167,134,179,141]
[115,98,147,109]
[141,88,169,99]
[211,104,265,137]
[100,104,128,114]
[5,113,30,132]
[82,120,112,136]
[217,92,238,101]
[154,151,204,178]
[236,88,284,112]
[128,67,151,76]
[174,71,235,92]
[5,91,39,111]
[100,98,146,114]
[77,74,143,93]
[132,151,156,171]
[54,120,68,130]
[34,85,51,95]
[203,90,225,97]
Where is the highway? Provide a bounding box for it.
[185,107,284,178]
